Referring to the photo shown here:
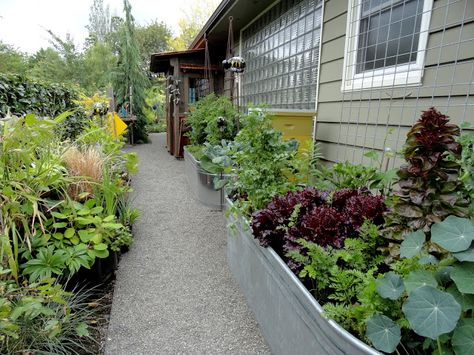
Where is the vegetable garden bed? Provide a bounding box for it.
[225,198,379,355]
[184,146,230,209]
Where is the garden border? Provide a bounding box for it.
[225,198,380,355]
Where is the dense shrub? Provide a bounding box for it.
[187,93,239,145]
[0,73,78,117]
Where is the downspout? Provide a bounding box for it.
[313,0,326,142]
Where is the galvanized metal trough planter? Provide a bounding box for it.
[225,199,380,355]
[184,147,230,209]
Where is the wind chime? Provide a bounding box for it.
[222,16,246,108]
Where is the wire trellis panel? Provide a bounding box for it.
[316,0,473,167]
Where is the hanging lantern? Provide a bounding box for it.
[222,56,246,73]
[92,102,108,116]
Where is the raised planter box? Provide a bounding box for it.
[184,147,230,209]
[225,200,380,355]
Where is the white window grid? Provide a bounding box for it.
[330,0,474,167]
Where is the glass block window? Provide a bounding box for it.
[241,0,322,110]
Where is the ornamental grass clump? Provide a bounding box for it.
[63,146,103,200]
[387,107,470,236]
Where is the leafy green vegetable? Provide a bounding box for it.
[402,286,461,339]
[450,263,474,294]
[452,319,474,355]
[431,216,474,252]
[376,272,404,300]
[400,230,426,258]
[366,315,401,353]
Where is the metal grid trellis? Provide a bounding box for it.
[331,0,474,168]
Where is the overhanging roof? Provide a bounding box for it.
[150,49,204,73]
[189,0,276,50]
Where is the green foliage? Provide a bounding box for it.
[0,73,79,117]
[387,108,470,237]
[135,21,172,70]
[112,0,150,144]
[315,161,381,190]
[0,278,96,354]
[187,94,240,145]
[366,315,401,353]
[457,129,474,216]
[0,42,29,75]
[314,160,395,193]
[366,217,474,353]
[229,109,298,213]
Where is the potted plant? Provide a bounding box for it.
[184,94,240,209]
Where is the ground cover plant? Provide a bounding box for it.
[240,108,474,354]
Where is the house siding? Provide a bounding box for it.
[316,0,474,165]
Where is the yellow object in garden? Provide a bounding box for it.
[108,112,128,137]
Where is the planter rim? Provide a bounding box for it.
[184,146,234,178]
[225,196,380,355]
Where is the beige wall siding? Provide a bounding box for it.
[316,0,474,164]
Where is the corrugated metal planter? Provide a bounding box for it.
[225,199,380,355]
[184,147,230,209]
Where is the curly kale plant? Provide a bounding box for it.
[389,108,470,235]
[229,109,298,213]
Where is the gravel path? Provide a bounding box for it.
[105,133,270,355]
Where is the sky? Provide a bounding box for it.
[0,0,198,53]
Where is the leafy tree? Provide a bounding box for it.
[169,0,220,50]
[29,48,69,84]
[112,0,150,143]
[83,42,116,93]
[0,42,28,75]
[87,0,111,43]
[135,20,172,70]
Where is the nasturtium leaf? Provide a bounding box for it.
[366,314,401,353]
[453,246,474,262]
[436,267,453,285]
[400,230,426,258]
[419,254,439,265]
[447,285,474,311]
[431,216,474,252]
[451,263,474,294]
[452,319,474,355]
[376,272,405,300]
[402,286,461,339]
[404,270,438,294]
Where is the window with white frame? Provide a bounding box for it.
[342,0,433,91]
